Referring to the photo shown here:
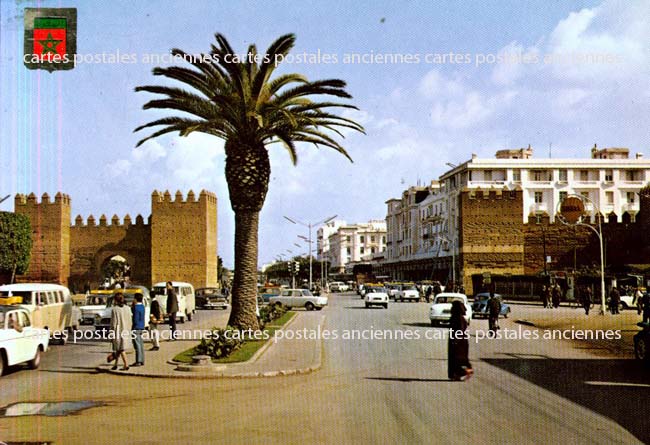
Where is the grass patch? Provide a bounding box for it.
[173,311,295,364]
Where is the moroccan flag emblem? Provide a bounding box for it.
[33,18,67,62]
[24,8,77,72]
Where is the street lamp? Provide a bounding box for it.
[284,214,337,291]
[436,234,455,287]
[557,194,606,315]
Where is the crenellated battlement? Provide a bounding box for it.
[73,213,149,227]
[14,192,71,206]
[151,189,218,205]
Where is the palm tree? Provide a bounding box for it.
[134,33,364,330]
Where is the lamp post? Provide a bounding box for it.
[436,234,455,287]
[557,195,606,315]
[284,214,337,291]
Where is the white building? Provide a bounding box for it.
[324,220,387,273]
[383,146,650,280]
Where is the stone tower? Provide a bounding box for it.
[14,192,71,285]
[150,190,218,288]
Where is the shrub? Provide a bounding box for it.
[259,304,287,324]
[195,326,243,359]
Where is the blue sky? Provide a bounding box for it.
[1,0,649,268]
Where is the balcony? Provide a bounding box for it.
[468,180,506,188]
[622,203,640,213]
[574,180,600,188]
[529,203,549,214]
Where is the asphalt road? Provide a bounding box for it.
[0,293,646,444]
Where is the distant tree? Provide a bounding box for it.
[134,33,363,330]
[102,259,128,284]
[0,212,32,283]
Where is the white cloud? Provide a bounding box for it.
[132,140,167,162]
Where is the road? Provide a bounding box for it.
[0,293,647,444]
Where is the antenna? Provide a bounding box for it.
[549,143,552,159]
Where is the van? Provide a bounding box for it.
[151,282,196,323]
[0,283,80,341]
[93,286,151,332]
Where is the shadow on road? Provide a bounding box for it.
[402,322,435,328]
[40,366,100,375]
[484,357,650,444]
[365,377,454,383]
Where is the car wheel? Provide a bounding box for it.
[365,302,369,308]
[635,336,649,361]
[305,302,315,311]
[504,309,510,319]
[383,304,388,309]
[274,302,283,309]
[0,351,6,376]
[431,320,437,327]
[28,347,41,370]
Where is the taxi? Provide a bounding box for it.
[0,298,50,376]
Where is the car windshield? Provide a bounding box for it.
[86,295,108,305]
[0,291,33,304]
[405,286,417,291]
[368,287,386,293]
[106,293,141,307]
[198,288,219,296]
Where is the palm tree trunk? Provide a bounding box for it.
[227,209,261,330]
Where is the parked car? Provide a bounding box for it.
[94,286,151,332]
[471,293,511,319]
[259,286,282,303]
[269,289,328,311]
[79,290,111,325]
[634,322,650,363]
[195,287,229,310]
[385,283,402,300]
[395,284,420,302]
[429,293,472,327]
[0,305,49,376]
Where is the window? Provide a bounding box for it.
[484,170,492,181]
[605,170,613,182]
[513,169,521,182]
[346,235,351,242]
[360,247,364,255]
[627,192,636,204]
[535,214,542,224]
[606,191,614,205]
[580,170,589,181]
[382,236,386,244]
[371,236,375,243]
[534,192,543,204]
[359,235,364,243]
[371,247,376,254]
[558,170,567,182]
[559,191,567,202]
[346,247,351,255]
[532,170,549,181]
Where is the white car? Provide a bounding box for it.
[429,293,472,327]
[94,287,151,331]
[79,291,110,325]
[269,289,328,311]
[0,305,49,376]
[364,286,389,309]
[329,282,349,293]
[396,285,420,302]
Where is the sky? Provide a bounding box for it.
[1,0,649,268]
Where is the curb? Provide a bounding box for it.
[515,319,537,327]
[96,312,323,379]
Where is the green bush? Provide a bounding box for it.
[195,326,243,359]
[259,303,287,324]
[0,212,32,281]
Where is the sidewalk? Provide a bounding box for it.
[96,312,325,378]
[514,307,642,357]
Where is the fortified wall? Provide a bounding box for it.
[12,190,218,289]
[459,187,650,294]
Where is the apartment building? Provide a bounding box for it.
[323,220,387,273]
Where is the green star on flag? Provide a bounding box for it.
[33,17,67,62]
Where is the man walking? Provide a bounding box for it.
[131,293,145,366]
[488,292,501,334]
[552,284,561,309]
[641,292,650,324]
[166,281,179,340]
[609,286,620,315]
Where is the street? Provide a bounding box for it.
[0,293,647,444]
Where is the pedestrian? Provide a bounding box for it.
[425,285,433,303]
[131,293,145,367]
[552,284,561,309]
[149,298,163,351]
[641,292,650,324]
[634,287,643,314]
[541,285,549,308]
[433,282,442,297]
[583,286,592,315]
[448,300,472,381]
[609,287,620,314]
[165,281,179,340]
[109,293,132,371]
[488,292,501,334]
